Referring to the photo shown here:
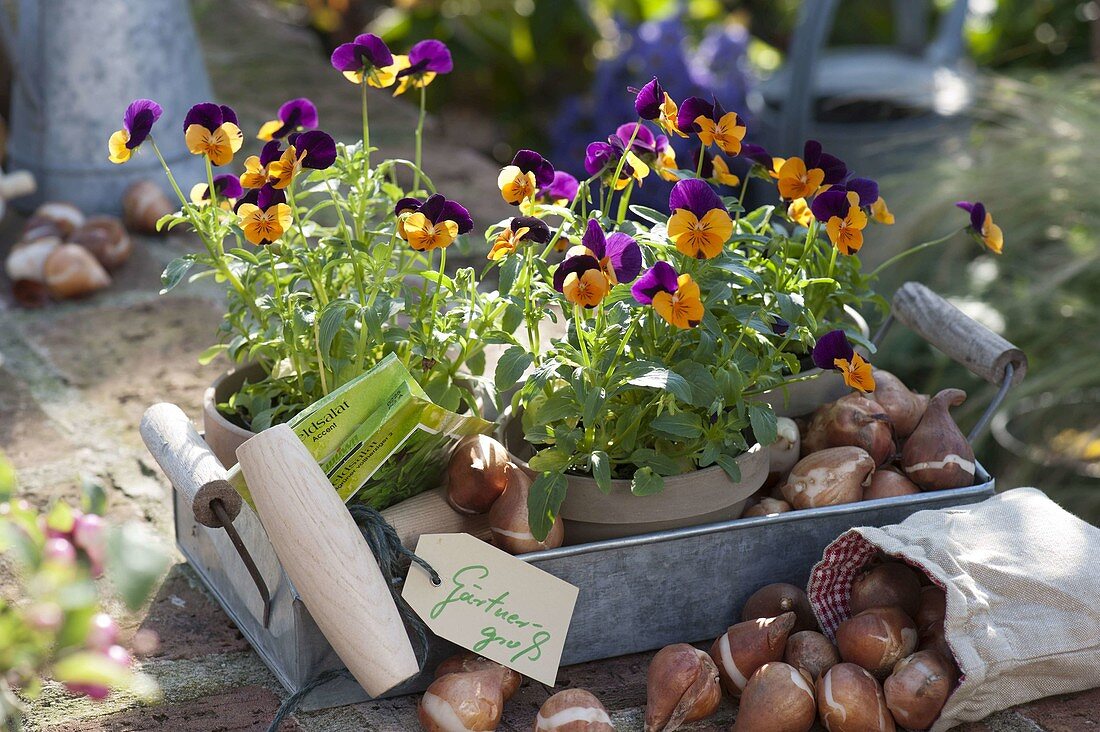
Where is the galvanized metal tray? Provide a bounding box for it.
[174,467,995,711]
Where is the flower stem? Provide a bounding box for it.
[603,119,642,215]
[413,85,427,192]
[868,228,965,278]
[148,137,187,206]
[361,80,371,172]
[205,158,218,209]
[696,142,706,177]
[573,303,591,368]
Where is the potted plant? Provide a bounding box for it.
[107,36,504,506]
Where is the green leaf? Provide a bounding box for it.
[590,451,611,494]
[494,345,533,391]
[527,471,567,542]
[631,467,665,496]
[0,454,14,503]
[160,257,194,294]
[625,363,693,404]
[318,300,356,357]
[527,447,573,473]
[106,524,170,611]
[196,343,228,365]
[748,403,779,446]
[628,205,668,225]
[715,454,742,483]
[81,477,108,516]
[650,412,704,439]
[498,255,522,296]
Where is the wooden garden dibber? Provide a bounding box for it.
[235,424,420,696]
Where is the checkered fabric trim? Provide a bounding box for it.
[806,529,879,641]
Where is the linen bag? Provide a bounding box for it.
[807,488,1100,732]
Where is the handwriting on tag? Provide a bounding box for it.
[402,533,578,686]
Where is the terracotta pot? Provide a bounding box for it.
[760,307,871,418]
[499,413,769,544]
[203,363,266,469]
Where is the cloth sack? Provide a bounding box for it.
[807,488,1100,732]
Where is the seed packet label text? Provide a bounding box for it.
[402,533,578,686]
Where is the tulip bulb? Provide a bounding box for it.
[435,652,521,700]
[836,607,918,680]
[915,586,946,632]
[6,236,61,282]
[123,180,175,234]
[733,662,817,732]
[870,370,929,438]
[863,469,920,500]
[901,389,975,491]
[708,611,796,696]
[31,201,85,238]
[884,650,957,731]
[741,583,818,634]
[535,689,615,731]
[767,417,801,484]
[781,447,875,509]
[817,663,896,732]
[742,497,792,518]
[804,394,895,466]
[43,244,111,299]
[71,216,132,270]
[848,562,922,618]
[784,631,840,682]
[645,643,722,732]
[418,668,505,731]
[446,434,511,514]
[489,464,564,554]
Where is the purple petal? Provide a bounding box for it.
[183,102,222,132]
[741,143,772,168]
[810,189,850,223]
[220,105,238,127]
[280,98,318,130]
[584,141,615,176]
[408,39,453,74]
[956,201,984,231]
[818,153,848,185]
[256,184,286,210]
[812,330,855,371]
[259,140,283,167]
[123,99,163,148]
[511,149,555,187]
[295,130,337,170]
[214,174,243,199]
[669,178,723,219]
[395,197,423,216]
[330,42,360,72]
[771,317,790,336]
[604,232,642,283]
[511,216,550,244]
[615,123,656,156]
[357,33,394,68]
[844,177,879,207]
[441,199,474,234]
[418,194,447,223]
[802,140,823,166]
[540,171,579,203]
[634,77,664,120]
[233,188,258,212]
[581,218,606,258]
[677,96,714,134]
[631,261,678,304]
[553,253,600,292]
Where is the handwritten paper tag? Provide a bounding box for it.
[402,533,578,686]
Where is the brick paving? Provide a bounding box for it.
[0,2,1095,731]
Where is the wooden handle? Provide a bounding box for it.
[140,403,241,528]
[235,425,419,697]
[380,487,492,549]
[0,171,36,200]
[891,282,1027,386]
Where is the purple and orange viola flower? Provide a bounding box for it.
[257,98,319,141]
[631,261,704,329]
[392,40,453,96]
[330,33,397,87]
[190,174,244,208]
[270,130,338,186]
[396,193,473,251]
[677,97,745,156]
[633,77,665,120]
[183,103,244,166]
[585,137,649,190]
[108,99,162,164]
[498,149,555,206]
[237,185,291,246]
[553,218,641,307]
[536,171,580,206]
[871,196,895,225]
[240,140,284,189]
[487,216,551,261]
[693,148,739,188]
[812,329,875,393]
[956,201,1003,254]
[811,189,868,255]
[667,179,733,260]
[774,140,847,200]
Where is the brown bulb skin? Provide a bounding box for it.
[418,668,505,731]
[644,643,721,732]
[434,652,521,700]
[535,688,615,731]
[849,562,922,618]
[709,612,796,696]
[916,586,947,632]
[863,470,921,500]
[784,630,841,681]
[446,434,511,514]
[817,663,896,732]
[884,650,957,730]
[804,393,895,466]
[767,417,802,485]
[70,216,132,270]
[488,464,564,554]
[741,583,818,633]
[43,243,111,299]
[123,180,175,234]
[733,662,817,732]
[836,607,918,680]
[742,497,792,518]
[29,201,84,238]
[782,447,875,509]
[902,389,975,491]
[870,369,929,438]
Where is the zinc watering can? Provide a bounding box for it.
[3,0,212,214]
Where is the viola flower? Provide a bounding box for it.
[776,157,825,200]
[189,174,244,208]
[633,77,665,120]
[786,198,814,227]
[400,193,472,251]
[257,98,319,141]
[555,218,642,289]
[812,329,875,393]
[658,93,688,138]
[330,33,396,87]
[240,140,284,189]
[183,103,243,166]
[108,99,162,164]
[710,154,740,187]
[740,143,774,171]
[487,216,551,261]
[237,185,292,246]
[615,123,659,159]
[392,40,453,96]
[811,189,868,255]
[632,261,703,329]
[678,97,745,156]
[265,130,338,188]
[498,150,555,206]
[836,177,880,208]
[654,137,679,182]
[667,179,733,259]
[585,138,649,190]
[556,256,609,308]
[871,196,895,225]
[956,201,1003,254]
[803,140,849,187]
[536,171,579,206]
